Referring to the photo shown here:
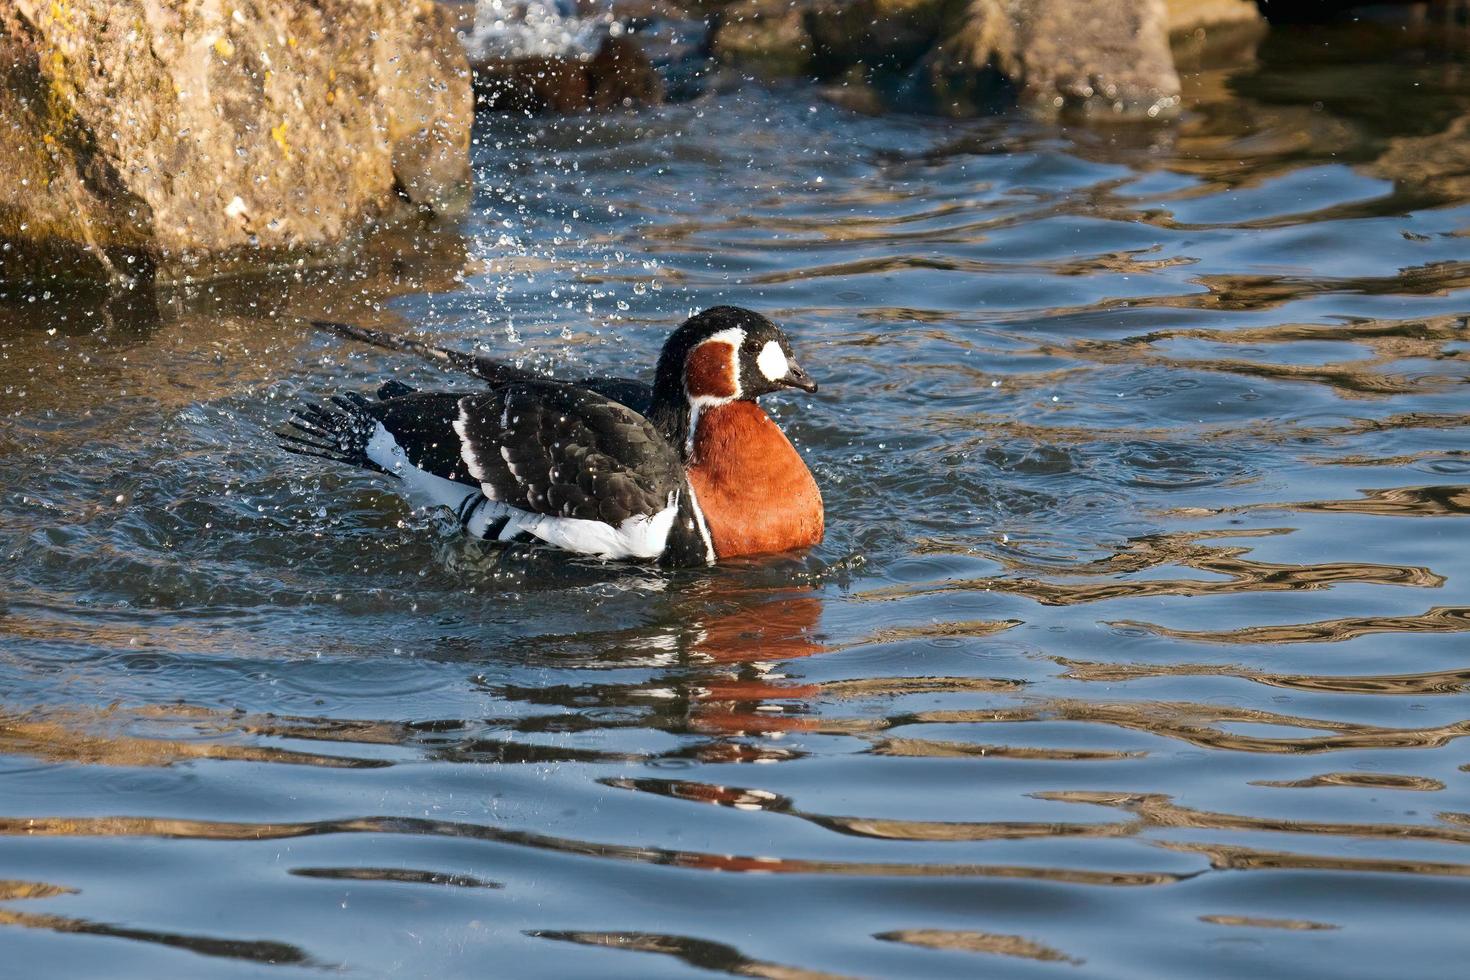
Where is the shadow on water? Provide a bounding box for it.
[3,16,1470,979]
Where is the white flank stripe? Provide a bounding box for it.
[683,479,716,564]
[488,489,679,560]
[368,421,676,561]
[465,499,512,538]
[365,423,409,475]
[368,423,487,516]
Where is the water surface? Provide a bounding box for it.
[2,23,1469,979]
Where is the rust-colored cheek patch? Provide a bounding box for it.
[684,341,738,399]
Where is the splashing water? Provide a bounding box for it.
[463,0,606,60]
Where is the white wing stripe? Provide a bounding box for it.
[452,400,487,483]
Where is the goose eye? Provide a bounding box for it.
[742,340,761,354]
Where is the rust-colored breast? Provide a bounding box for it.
[687,402,824,560]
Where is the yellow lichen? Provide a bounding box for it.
[214,37,234,59]
[271,121,290,157]
[48,0,74,31]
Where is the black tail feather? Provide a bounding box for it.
[311,319,542,387]
[277,394,386,474]
[312,319,473,373]
[279,430,336,453]
[377,379,419,400]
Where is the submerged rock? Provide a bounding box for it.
[931,0,1180,117]
[710,0,1265,118]
[0,0,472,287]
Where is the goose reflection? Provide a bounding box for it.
[673,590,830,744]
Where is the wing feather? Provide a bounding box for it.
[453,383,682,525]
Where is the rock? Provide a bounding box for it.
[0,0,472,287]
[587,34,666,107]
[1167,0,1263,34]
[816,66,889,114]
[709,0,813,78]
[806,0,949,74]
[472,35,663,113]
[932,0,1181,118]
[712,0,1226,117]
[1370,113,1470,201]
[475,54,593,113]
[1167,0,1267,71]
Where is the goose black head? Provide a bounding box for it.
[653,306,817,410]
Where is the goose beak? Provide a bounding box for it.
[779,361,818,393]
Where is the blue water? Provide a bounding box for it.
[2,23,1468,978]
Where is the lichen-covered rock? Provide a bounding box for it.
[933,0,1181,118]
[0,0,472,286]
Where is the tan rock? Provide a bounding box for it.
[0,0,472,286]
[1166,0,1262,31]
[1167,0,1266,71]
[933,0,1182,118]
[709,0,813,78]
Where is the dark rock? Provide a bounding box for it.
[816,66,890,114]
[806,0,950,74]
[588,35,666,108]
[473,35,664,112]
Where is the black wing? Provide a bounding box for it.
[374,392,481,484]
[315,320,654,414]
[455,382,682,525]
[281,391,479,483]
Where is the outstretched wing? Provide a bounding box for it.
[314,320,655,414]
[453,382,683,527]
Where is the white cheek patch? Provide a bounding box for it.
[757,341,789,383]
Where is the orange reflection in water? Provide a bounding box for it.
[679,592,830,740]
